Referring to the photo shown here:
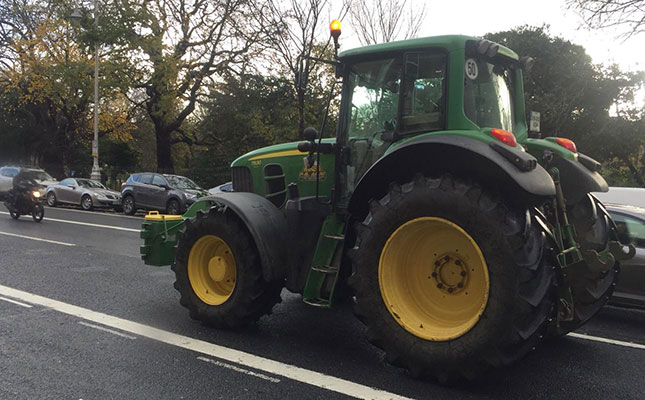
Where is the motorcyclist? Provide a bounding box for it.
[9,169,39,206]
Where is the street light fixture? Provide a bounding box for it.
[71,1,101,182]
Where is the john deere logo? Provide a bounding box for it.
[299,163,327,181]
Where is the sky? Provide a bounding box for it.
[340,0,644,107]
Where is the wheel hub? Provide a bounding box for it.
[208,256,228,282]
[431,254,468,294]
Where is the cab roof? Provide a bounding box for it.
[338,34,518,61]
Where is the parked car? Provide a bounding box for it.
[207,182,233,195]
[46,178,121,211]
[605,203,645,309]
[0,166,58,196]
[120,172,207,215]
[594,187,645,208]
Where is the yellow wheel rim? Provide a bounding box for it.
[379,217,489,341]
[188,235,236,305]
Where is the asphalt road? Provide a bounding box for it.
[0,204,644,399]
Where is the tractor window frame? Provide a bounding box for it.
[398,51,448,135]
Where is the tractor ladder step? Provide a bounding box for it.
[302,214,346,308]
[323,234,345,241]
[302,298,331,307]
[311,265,339,273]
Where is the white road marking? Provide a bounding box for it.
[0,284,413,400]
[0,231,76,246]
[78,321,137,340]
[198,356,281,383]
[568,332,645,350]
[0,211,139,232]
[0,295,33,308]
[44,205,142,220]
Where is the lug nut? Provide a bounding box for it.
[457,282,463,288]
[447,287,454,293]
[455,260,461,266]
[437,283,443,289]
[431,272,437,278]
[435,261,440,267]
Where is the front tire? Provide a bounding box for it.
[81,195,93,211]
[172,208,282,328]
[46,192,57,207]
[350,175,555,382]
[9,210,19,219]
[32,204,44,222]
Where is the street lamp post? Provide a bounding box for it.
[71,1,101,182]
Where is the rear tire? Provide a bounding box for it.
[551,194,618,335]
[166,198,180,215]
[350,174,555,382]
[9,210,19,219]
[122,195,136,215]
[172,207,282,328]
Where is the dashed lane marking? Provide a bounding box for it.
[78,321,137,340]
[0,231,76,246]
[0,295,33,308]
[0,211,139,232]
[0,285,414,400]
[198,356,281,384]
[568,332,645,350]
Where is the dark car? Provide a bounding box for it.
[120,173,207,215]
[605,203,645,309]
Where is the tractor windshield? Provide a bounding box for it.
[463,58,515,133]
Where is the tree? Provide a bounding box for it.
[568,0,645,38]
[252,0,350,140]
[349,0,426,46]
[487,26,645,186]
[0,0,134,177]
[103,0,262,173]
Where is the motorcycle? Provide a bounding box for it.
[4,186,45,222]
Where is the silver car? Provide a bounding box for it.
[605,203,645,309]
[46,178,122,211]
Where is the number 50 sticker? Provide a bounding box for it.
[465,58,478,80]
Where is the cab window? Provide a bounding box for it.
[401,52,446,133]
[60,178,75,186]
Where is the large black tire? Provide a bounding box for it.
[172,207,282,328]
[350,174,555,382]
[552,194,619,335]
[122,195,136,215]
[9,209,19,219]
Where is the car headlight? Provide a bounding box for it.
[32,191,41,198]
[187,193,197,200]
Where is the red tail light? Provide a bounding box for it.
[490,128,517,147]
[556,137,577,153]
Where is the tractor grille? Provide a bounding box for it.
[264,164,286,208]
[231,166,253,192]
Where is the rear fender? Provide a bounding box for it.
[189,193,288,282]
[348,134,556,219]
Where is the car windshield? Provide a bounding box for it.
[165,175,201,190]
[464,58,515,132]
[27,170,54,181]
[78,179,105,189]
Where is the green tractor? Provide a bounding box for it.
[140,23,634,382]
